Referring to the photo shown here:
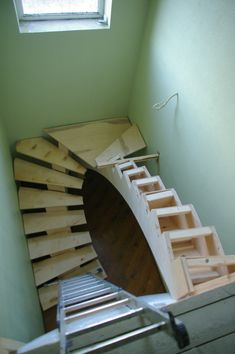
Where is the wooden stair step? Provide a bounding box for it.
[23,210,86,234]
[18,187,83,210]
[164,227,224,260]
[154,205,201,234]
[181,255,235,293]
[28,231,91,260]
[33,245,97,286]
[14,158,83,189]
[38,259,107,310]
[44,118,131,168]
[145,189,181,210]
[16,137,86,175]
[132,176,165,193]
[124,166,151,184]
[95,124,146,165]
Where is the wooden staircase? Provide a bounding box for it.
[13,117,235,314]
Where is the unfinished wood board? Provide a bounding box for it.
[44,118,131,168]
[96,153,159,168]
[132,176,166,194]
[144,189,181,211]
[16,137,86,175]
[33,245,97,285]
[38,259,106,310]
[95,124,146,165]
[19,187,83,210]
[23,210,86,234]
[165,227,225,260]
[14,158,83,189]
[28,231,91,259]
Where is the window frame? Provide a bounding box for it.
[14,0,105,21]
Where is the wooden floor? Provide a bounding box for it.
[43,169,165,331]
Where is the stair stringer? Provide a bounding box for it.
[98,164,190,299]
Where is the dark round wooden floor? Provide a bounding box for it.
[83,169,165,295]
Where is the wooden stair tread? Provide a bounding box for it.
[166,227,215,241]
[19,187,83,209]
[44,118,131,168]
[95,124,146,165]
[23,210,86,234]
[14,158,83,189]
[156,205,192,217]
[28,231,91,259]
[33,245,97,286]
[16,137,86,175]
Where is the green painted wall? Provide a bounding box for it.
[129,0,235,252]
[0,117,44,342]
[0,0,149,146]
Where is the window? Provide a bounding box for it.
[14,0,112,33]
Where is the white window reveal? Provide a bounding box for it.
[14,0,112,33]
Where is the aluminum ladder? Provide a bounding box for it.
[57,273,189,353]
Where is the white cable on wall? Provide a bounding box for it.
[152,93,178,111]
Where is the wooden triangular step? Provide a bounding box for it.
[154,205,201,233]
[33,245,97,286]
[164,227,224,260]
[14,158,83,189]
[38,259,107,310]
[95,124,146,165]
[44,117,131,168]
[18,187,83,210]
[28,231,91,260]
[16,137,86,175]
[23,210,86,234]
[181,255,235,294]
[144,189,181,211]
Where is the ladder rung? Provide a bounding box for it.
[65,292,119,314]
[67,307,144,338]
[62,277,98,288]
[74,321,167,354]
[62,279,103,292]
[64,287,113,306]
[62,284,107,300]
[65,298,130,322]
[62,274,93,284]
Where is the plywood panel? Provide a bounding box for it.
[16,137,86,175]
[28,231,91,259]
[23,210,86,234]
[14,158,83,189]
[95,124,146,164]
[44,118,131,167]
[33,245,97,285]
[19,187,83,210]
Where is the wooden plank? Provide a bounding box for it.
[23,210,86,234]
[156,205,192,218]
[14,158,83,189]
[38,259,106,310]
[96,153,159,169]
[168,227,214,241]
[95,124,147,165]
[18,187,83,210]
[186,255,235,268]
[44,118,131,168]
[132,176,166,193]
[33,245,97,285]
[28,231,91,259]
[16,137,86,175]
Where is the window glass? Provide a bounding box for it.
[21,0,99,15]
